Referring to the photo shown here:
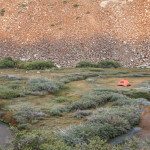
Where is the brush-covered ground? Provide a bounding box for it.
[0,67,150,150]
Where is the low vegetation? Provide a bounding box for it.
[76,60,121,68]
[57,91,141,145]
[22,60,55,70]
[0,57,16,69]
[0,57,56,70]
[0,66,149,150]
[97,60,121,68]
[28,78,62,94]
[76,61,98,68]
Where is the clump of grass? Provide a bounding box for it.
[97,60,121,68]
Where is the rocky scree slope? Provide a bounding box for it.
[0,0,150,67]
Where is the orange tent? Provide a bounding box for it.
[117,79,131,87]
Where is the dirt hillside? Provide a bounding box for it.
[0,0,150,67]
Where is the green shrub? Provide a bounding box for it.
[76,61,98,68]
[0,57,16,68]
[98,60,121,68]
[23,60,55,70]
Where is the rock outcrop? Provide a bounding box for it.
[0,0,150,67]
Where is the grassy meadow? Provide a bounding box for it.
[0,59,150,150]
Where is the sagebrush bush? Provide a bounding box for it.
[58,105,141,145]
[12,130,150,150]
[28,78,63,93]
[76,61,98,68]
[122,90,150,100]
[14,106,47,124]
[57,87,142,146]
[68,91,115,111]
[73,110,92,119]
[49,106,69,116]
[0,86,21,99]
[13,130,72,150]
[59,73,99,84]
[50,89,143,117]
[13,131,46,150]
[23,60,55,70]
[0,74,24,81]
[76,136,111,150]
[0,57,16,68]
[98,60,121,68]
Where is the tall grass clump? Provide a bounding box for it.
[98,60,121,68]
